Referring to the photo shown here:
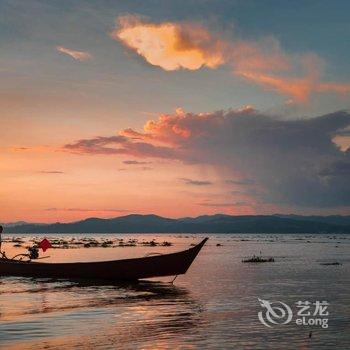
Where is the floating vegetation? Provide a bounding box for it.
[320,262,342,266]
[242,255,275,263]
[141,240,157,247]
[118,239,137,247]
[12,238,24,244]
[3,236,174,250]
[101,240,113,248]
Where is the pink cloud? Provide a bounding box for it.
[63,135,178,159]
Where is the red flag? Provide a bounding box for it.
[39,238,52,252]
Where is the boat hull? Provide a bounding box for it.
[0,238,208,280]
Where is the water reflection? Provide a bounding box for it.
[1,233,350,349]
[0,277,203,349]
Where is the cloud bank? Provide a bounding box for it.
[112,15,350,103]
[63,108,350,208]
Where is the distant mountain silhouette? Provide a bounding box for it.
[273,214,350,226]
[1,221,46,227]
[4,214,350,233]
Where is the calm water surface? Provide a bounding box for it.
[0,233,350,349]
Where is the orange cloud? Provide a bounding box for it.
[56,46,91,61]
[112,15,350,103]
[112,16,225,71]
[237,71,350,103]
[63,107,260,160]
[236,71,314,103]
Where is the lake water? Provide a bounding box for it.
[0,233,349,349]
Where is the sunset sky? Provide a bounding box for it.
[1,0,350,223]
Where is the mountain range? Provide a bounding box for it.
[3,214,350,234]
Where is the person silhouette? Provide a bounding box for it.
[0,225,5,259]
[0,224,3,249]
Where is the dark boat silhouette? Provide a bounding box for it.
[0,238,208,280]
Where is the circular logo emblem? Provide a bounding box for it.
[258,298,293,328]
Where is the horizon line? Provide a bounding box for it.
[2,212,350,226]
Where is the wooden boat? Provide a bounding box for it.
[0,238,208,280]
